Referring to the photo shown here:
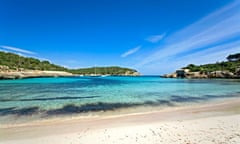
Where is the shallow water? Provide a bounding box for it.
[0,76,240,124]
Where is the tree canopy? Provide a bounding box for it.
[183,53,240,73]
[69,66,137,75]
[0,51,67,71]
[227,53,240,61]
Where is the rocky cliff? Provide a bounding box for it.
[162,68,240,79]
[162,54,240,79]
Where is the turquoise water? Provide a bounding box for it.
[0,76,240,121]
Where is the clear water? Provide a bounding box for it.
[0,76,240,123]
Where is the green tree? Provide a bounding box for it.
[227,53,240,61]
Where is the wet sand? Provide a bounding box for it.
[1,98,240,144]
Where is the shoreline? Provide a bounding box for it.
[1,97,240,128]
[1,98,240,143]
[0,70,74,79]
[0,70,141,80]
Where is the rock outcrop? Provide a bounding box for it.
[0,65,10,72]
[162,73,177,78]
[162,68,240,79]
[208,71,235,78]
[185,72,208,79]
[0,70,73,79]
[122,71,141,76]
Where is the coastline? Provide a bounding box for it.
[1,98,240,144]
[162,68,240,79]
[0,70,74,79]
[1,95,239,127]
[0,70,141,79]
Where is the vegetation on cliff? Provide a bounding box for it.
[183,53,240,73]
[163,53,240,79]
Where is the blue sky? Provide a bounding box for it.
[0,0,240,74]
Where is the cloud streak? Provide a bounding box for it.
[175,40,240,65]
[121,46,141,58]
[137,1,240,70]
[146,34,165,43]
[0,45,36,55]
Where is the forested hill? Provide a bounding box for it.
[163,53,240,79]
[0,51,67,71]
[69,66,138,75]
[183,53,240,73]
[0,51,139,75]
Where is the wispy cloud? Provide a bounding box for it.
[121,46,141,58]
[175,40,240,65]
[145,34,166,43]
[137,1,240,71]
[0,45,36,55]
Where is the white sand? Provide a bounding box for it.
[1,99,240,144]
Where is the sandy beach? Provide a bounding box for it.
[1,98,240,144]
[1,0,240,143]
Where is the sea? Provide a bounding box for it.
[0,76,240,125]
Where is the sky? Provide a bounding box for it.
[0,0,240,75]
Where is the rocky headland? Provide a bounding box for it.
[162,53,240,79]
[162,68,240,79]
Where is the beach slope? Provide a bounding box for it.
[1,99,240,144]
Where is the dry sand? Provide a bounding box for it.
[1,99,240,144]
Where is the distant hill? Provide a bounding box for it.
[0,51,67,71]
[0,51,139,76]
[69,66,138,75]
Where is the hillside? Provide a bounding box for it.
[69,66,138,75]
[0,51,67,71]
[0,51,139,77]
[183,61,240,73]
[163,53,240,78]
